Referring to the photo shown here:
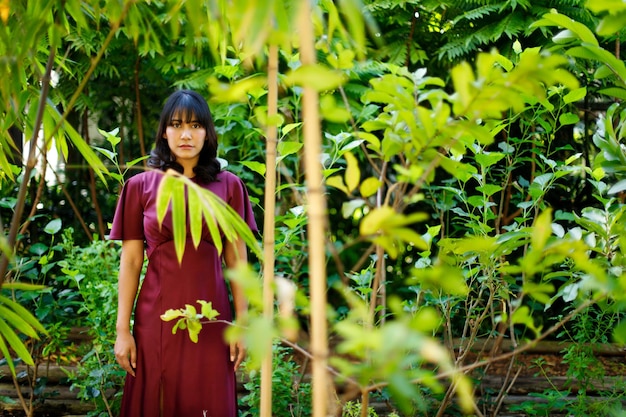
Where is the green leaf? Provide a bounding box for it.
[43,218,62,235]
[0,295,46,335]
[559,112,579,125]
[187,189,203,249]
[510,306,539,334]
[531,209,553,251]
[327,176,348,195]
[0,317,35,366]
[0,306,39,339]
[522,282,555,304]
[277,141,303,158]
[475,152,505,168]
[160,309,185,322]
[127,155,149,168]
[597,87,626,101]
[563,87,587,104]
[476,184,502,197]
[241,161,266,177]
[531,11,598,46]
[284,64,346,91]
[0,333,16,376]
[187,319,202,343]
[596,11,626,37]
[608,179,626,195]
[568,45,626,85]
[198,300,220,321]
[52,104,109,183]
[281,123,301,136]
[359,177,381,198]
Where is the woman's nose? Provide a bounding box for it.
[181,128,191,139]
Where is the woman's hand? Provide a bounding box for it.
[230,340,245,371]
[115,331,137,377]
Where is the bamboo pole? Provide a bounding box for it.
[298,2,330,416]
[260,43,279,417]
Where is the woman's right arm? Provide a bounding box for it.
[114,239,144,377]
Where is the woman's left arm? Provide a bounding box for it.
[223,236,248,371]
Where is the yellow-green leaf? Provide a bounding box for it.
[360,177,381,198]
[531,209,553,251]
[284,64,346,91]
[344,151,360,193]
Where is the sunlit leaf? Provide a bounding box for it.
[344,151,360,194]
[284,64,346,91]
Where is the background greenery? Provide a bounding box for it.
[2,0,626,416]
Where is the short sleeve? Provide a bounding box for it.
[109,176,146,241]
[227,174,258,234]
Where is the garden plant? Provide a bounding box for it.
[2,1,626,417]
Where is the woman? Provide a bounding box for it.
[110,89,257,417]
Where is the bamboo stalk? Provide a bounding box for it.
[298,3,330,416]
[260,43,279,417]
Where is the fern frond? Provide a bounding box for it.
[452,4,501,25]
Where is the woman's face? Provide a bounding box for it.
[163,112,207,167]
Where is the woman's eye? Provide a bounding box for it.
[192,123,201,129]
[171,122,181,128]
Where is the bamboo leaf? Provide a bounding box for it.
[171,179,187,263]
[0,295,47,334]
[0,333,16,376]
[156,173,187,264]
[0,306,39,339]
[50,103,109,184]
[200,202,223,256]
[0,317,35,366]
[188,189,203,249]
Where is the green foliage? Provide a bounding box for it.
[239,344,312,417]
[5,1,626,416]
[0,282,47,374]
[155,171,262,264]
[57,231,128,417]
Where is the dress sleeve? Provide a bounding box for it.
[109,176,145,241]
[228,174,258,234]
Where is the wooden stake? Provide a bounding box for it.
[298,2,330,416]
[260,43,280,417]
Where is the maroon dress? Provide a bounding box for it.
[109,169,257,417]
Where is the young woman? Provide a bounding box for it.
[110,89,257,417]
